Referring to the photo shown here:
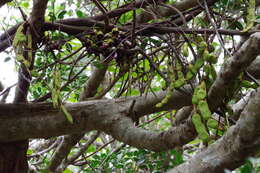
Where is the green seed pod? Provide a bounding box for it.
[188,64,197,74]
[199,41,207,50]
[241,80,253,88]
[96,30,103,36]
[182,43,189,57]
[103,38,114,46]
[203,64,211,75]
[204,52,217,64]
[176,62,182,71]
[192,113,209,142]
[192,94,199,104]
[203,50,210,61]
[161,97,169,104]
[194,36,204,43]
[156,103,163,108]
[198,100,211,120]
[207,119,218,129]
[104,33,112,39]
[170,81,175,89]
[177,71,184,78]
[192,82,207,104]
[186,71,194,80]
[174,78,185,88]
[197,41,207,55]
[208,44,215,53]
[112,27,119,35]
[194,58,204,70]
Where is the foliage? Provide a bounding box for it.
[0,0,260,172]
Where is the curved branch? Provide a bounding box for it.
[208,32,260,110]
[0,87,192,142]
[47,65,108,172]
[104,115,196,151]
[135,0,218,24]
[247,58,260,80]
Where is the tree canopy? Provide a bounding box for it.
[0,0,260,172]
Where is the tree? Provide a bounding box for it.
[0,0,260,172]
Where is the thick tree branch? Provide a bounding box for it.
[168,88,260,173]
[48,65,108,172]
[135,0,218,24]
[0,87,192,142]
[247,58,260,80]
[14,0,49,102]
[0,0,218,52]
[208,32,260,110]
[3,1,49,172]
[105,114,196,151]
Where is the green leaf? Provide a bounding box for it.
[92,61,105,69]
[239,159,254,173]
[58,10,67,19]
[228,21,244,30]
[65,42,72,52]
[87,145,96,153]
[4,57,11,62]
[21,2,29,9]
[197,41,207,55]
[76,10,84,18]
[27,149,33,155]
[63,168,73,173]
[241,80,253,88]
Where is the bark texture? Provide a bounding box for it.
[0,0,48,172]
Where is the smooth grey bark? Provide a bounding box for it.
[0,0,49,172]
[208,32,260,110]
[48,65,108,172]
[247,58,260,80]
[0,87,192,144]
[135,0,218,24]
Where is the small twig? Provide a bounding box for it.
[18,6,27,21]
[131,1,136,46]
[0,83,16,97]
[244,71,260,87]
[203,0,232,57]
[159,2,187,27]
[33,57,95,102]
[28,137,62,158]
[66,132,100,164]
[91,0,109,29]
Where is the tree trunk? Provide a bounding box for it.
[0,140,28,173]
[0,63,31,173]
